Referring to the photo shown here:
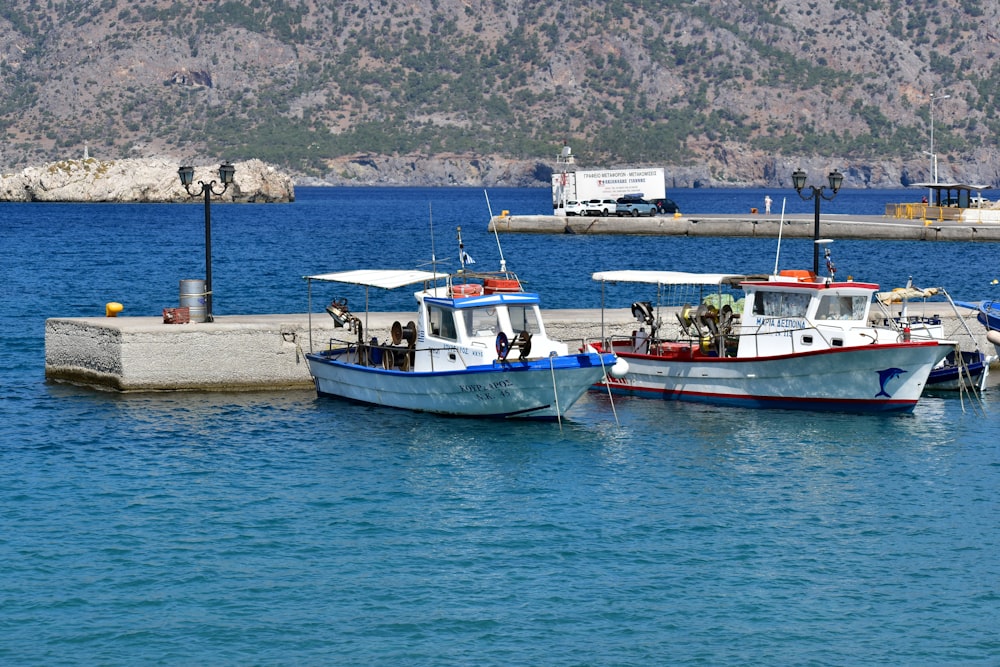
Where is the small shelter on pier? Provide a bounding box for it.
[913,182,991,209]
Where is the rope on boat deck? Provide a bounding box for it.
[956,346,988,416]
[595,343,620,428]
[549,352,562,431]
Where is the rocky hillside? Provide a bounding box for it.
[2,0,1000,188]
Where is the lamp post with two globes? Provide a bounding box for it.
[791,168,844,277]
[177,162,235,322]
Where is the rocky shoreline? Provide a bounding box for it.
[299,153,987,190]
[0,158,295,203]
[3,153,990,201]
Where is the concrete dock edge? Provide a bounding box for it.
[489,214,1000,241]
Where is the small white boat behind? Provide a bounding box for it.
[304,269,623,419]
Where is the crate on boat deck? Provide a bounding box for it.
[652,342,696,359]
[163,307,190,324]
[483,278,521,294]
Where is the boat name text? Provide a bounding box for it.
[757,317,806,333]
[459,379,514,393]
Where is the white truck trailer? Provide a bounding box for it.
[552,168,665,213]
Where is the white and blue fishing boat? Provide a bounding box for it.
[303,267,623,419]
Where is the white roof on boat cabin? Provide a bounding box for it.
[305,269,447,289]
[592,270,747,286]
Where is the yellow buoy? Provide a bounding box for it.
[106,302,123,317]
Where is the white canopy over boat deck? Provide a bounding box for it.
[592,270,747,286]
[304,269,447,289]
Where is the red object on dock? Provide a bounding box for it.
[163,307,190,324]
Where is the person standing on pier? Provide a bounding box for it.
[764,195,773,215]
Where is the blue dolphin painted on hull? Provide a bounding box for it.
[876,367,907,397]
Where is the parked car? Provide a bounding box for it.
[652,198,680,214]
[583,199,617,216]
[562,200,585,216]
[615,197,658,217]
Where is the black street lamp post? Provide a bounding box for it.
[791,168,844,276]
[178,162,235,322]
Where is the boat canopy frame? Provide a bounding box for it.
[304,269,449,352]
[592,270,755,343]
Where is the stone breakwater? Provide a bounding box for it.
[0,157,295,203]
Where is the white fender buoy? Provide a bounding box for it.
[610,357,630,378]
[986,330,1000,346]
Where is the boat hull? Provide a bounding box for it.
[307,350,615,418]
[595,342,952,413]
[925,350,989,391]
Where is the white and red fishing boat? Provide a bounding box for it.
[591,269,954,412]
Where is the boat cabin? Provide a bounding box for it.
[412,288,568,372]
[737,274,884,356]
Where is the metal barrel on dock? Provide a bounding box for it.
[179,279,208,322]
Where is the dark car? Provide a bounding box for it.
[652,198,680,214]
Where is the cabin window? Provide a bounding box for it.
[428,305,457,340]
[752,290,810,317]
[463,307,500,337]
[815,295,867,321]
[507,305,541,335]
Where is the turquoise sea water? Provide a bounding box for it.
[2,187,999,665]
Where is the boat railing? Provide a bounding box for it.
[320,336,484,372]
[597,332,736,358]
[319,336,413,370]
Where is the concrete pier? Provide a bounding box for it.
[489,213,1000,241]
[45,304,990,392]
[46,314,330,392]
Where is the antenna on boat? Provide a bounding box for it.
[428,201,438,274]
[816,239,836,280]
[484,189,508,272]
[772,197,787,275]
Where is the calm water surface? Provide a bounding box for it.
[1,187,998,665]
